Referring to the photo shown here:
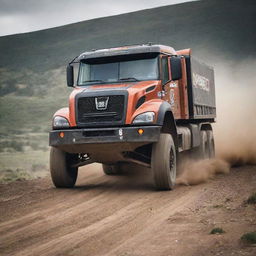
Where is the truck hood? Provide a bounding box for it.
[84,80,160,92]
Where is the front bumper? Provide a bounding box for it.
[49,126,161,154]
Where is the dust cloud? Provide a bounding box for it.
[176,159,230,185]
[176,60,256,186]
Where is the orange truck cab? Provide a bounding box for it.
[49,44,216,190]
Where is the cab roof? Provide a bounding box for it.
[77,44,177,61]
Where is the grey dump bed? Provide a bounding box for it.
[185,57,216,120]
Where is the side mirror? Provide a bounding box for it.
[170,57,182,80]
[66,65,74,87]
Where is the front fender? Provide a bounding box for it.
[69,87,84,126]
[156,101,178,148]
[156,101,173,125]
[53,108,70,124]
[129,99,164,124]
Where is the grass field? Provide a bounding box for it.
[0,92,68,183]
[0,150,49,170]
[0,150,49,183]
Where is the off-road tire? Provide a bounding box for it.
[199,130,209,159]
[50,147,78,188]
[190,130,209,160]
[206,130,215,158]
[102,164,122,175]
[151,133,176,190]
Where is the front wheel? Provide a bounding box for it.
[50,147,78,188]
[151,133,176,190]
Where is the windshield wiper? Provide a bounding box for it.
[119,77,139,82]
[82,79,105,84]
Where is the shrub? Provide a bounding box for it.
[10,140,24,152]
[0,168,32,183]
[241,232,256,244]
[246,193,256,204]
[210,228,225,234]
[0,140,24,152]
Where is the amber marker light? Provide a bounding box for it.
[138,128,144,135]
[59,132,65,138]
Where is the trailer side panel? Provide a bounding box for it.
[186,57,216,120]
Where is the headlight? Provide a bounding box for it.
[132,112,155,124]
[52,116,70,129]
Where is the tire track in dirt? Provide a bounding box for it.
[0,164,255,256]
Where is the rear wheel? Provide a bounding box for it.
[206,130,215,158]
[190,130,209,160]
[50,147,78,188]
[151,133,176,190]
[102,164,122,175]
[199,130,209,159]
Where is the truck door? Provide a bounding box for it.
[161,55,181,119]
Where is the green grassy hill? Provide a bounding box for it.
[0,0,255,95]
[0,0,255,97]
[0,0,255,72]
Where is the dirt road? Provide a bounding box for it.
[0,164,255,256]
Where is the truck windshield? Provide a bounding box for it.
[77,57,159,85]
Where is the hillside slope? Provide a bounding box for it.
[0,0,255,98]
[0,0,255,74]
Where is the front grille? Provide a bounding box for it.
[77,95,125,125]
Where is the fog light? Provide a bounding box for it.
[138,128,144,135]
[59,132,65,138]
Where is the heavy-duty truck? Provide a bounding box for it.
[49,44,216,190]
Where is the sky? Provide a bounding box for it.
[0,0,196,37]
